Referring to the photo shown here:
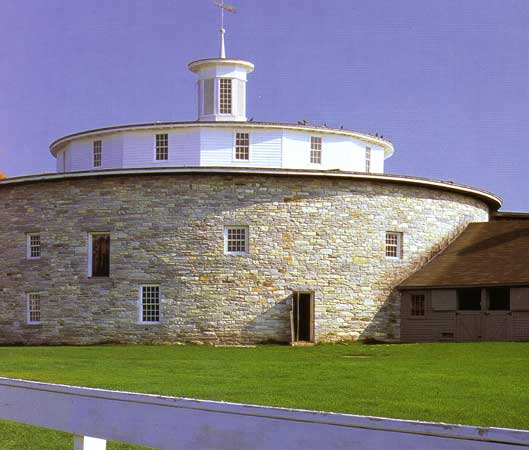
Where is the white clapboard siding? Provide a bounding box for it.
[281,130,385,173]
[370,146,385,173]
[200,127,282,167]
[56,150,65,172]
[122,129,200,167]
[102,134,124,168]
[1,376,528,450]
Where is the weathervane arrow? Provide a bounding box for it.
[213,1,237,58]
[214,1,236,13]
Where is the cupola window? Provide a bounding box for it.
[219,78,232,114]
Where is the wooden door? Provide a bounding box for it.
[482,312,512,341]
[456,312,482,341]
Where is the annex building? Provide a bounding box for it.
[1,28,528,345]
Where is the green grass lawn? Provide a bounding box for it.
[0,342,528,449]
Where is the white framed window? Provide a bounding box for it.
[235,132,250,160]
[219,78,232,114]
[139,285,160,323]
[310,136,322,164]
[411,294,425,316]
[365,146,371,173]
[385,232,403,259]
[88,233,110,277]
[224,226,249,254]
[93,140,102,167]
[27,293,41,324]
[27,233,41,259]
[155,134,169,161]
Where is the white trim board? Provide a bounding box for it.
[0,376,527,449]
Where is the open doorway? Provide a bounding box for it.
[291,292,314,343]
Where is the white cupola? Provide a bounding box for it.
[188,28,254,122]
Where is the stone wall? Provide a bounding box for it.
[0,173,490,344]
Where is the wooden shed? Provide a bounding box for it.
[399,219,529,342]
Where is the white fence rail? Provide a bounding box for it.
[1,376,528,450]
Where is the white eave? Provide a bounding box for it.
[49,121,395,158]
[188,58,255,73]
[0,167,502,210]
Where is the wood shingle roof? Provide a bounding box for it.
[399,220,529,289]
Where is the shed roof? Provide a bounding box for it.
[399,220,529,289]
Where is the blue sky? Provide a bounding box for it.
[1,0,528,211]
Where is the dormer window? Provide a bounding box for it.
[310,136,322,164]
[235,133,250,160]
[365,147,371,173]
[219,79,232,114]
[155,134,168,161]
[93,140,102,168]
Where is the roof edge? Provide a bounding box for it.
[399,281,529,290]
[48,121,395,158]
[0,167,502,209]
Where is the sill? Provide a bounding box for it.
[386,257,402,261]
[27,257,42,260]
[225,252,249,256]
[139,322,161,325]
[84,277,113,286]
[27,322,42,326]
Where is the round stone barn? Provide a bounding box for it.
[0,33,511,345]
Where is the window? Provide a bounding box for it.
[93,140,102,167]
[89,233,110,277]
[310,136,322,164]
[235,133,250,160]
[155,134,168,161]
[203,78,214,115]
[365,147,371,173]
[411,294,425,316]
[27,233,41,259]
[458,288,482,310]
[27,293,41,324]
[385,232,402,259]
[488,287,510,311]
[140,286,160,323]
[225,226,248,254]
[219,78,232,114]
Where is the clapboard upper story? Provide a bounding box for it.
[49,36,395,173]
[50,122,393,173]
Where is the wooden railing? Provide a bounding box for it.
[0,376,528,449]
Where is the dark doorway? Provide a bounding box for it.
[292,292,313,342]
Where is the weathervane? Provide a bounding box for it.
[213,1,236,58]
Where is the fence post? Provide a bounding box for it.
[73,435,107,450]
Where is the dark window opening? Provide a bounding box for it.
[91,234,110,277]
[458,288,482,310]
[488,287,510,311]
[411,295,425,316]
